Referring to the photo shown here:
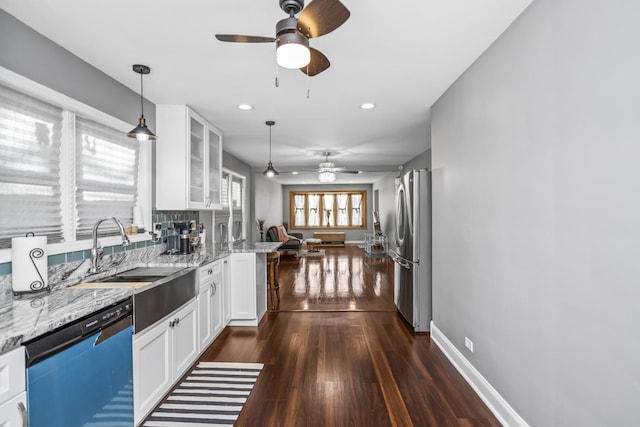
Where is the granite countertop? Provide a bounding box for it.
[0,240,282,354]
[228,241,282,253]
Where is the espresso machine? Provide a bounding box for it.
[167,221,192,254]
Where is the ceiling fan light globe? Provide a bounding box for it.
[318,171,336,183]
[276,33,310,69]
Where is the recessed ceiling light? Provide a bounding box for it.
[360,103,375,110]
[237,104,253,111]
[292,171,299,175]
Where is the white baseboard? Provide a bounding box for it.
[430,321,529,427]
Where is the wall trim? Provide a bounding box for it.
[430,321,529,427]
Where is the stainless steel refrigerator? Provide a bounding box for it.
[391,169,432,332]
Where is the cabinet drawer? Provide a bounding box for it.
[0,391,27,425]
[0,347,25,405]
[199,261,221,283]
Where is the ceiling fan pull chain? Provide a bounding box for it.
[306,68,310,98]
[275,60,280,87]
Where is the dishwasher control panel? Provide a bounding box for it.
[80,299,133,336]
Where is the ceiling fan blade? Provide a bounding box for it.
[335,170,360,174]
[300,48,330,76]
[297,0,350,38]
[215,34,275,43]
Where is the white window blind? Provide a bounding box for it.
[0,84,64,248]
[75,118,138,239]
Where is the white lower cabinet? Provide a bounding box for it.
[0,392,27,426]
[229,252,267,326]
[0,347,26,426]
[133,299,198,425]
[197,261,223,352]
[230,253,257,320]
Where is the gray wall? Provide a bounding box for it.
[282,184,373,241]
[431,0,640,425]
[253,171,284,241]
[374,148,431,246]
[0,10,153,130]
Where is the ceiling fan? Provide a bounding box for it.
[215,0,350,76]
[293,152,360,182]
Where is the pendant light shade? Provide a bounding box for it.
[127,64,157,142]
[262,121,279,177]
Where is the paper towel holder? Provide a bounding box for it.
[12,232,50,296]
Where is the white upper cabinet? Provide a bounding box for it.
[156,105,223,210]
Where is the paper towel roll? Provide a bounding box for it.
[11,234,48,294]
[133,206,144,228]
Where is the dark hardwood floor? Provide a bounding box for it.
[199,245,500,426]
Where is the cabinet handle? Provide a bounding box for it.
[208,268,213,275]
[213,281,217,294]
[175,317,180,325]
[209,283,214,294]
[169,320,175,327]
[18,401,27,427]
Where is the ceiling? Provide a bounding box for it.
[1,0,532,184]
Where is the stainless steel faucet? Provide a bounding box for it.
[90,217,131,274]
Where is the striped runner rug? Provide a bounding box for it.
[142,361,264,427]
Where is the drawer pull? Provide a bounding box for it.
[18,401,27,427]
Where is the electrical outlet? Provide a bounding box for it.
[150,222,162,239]
[464,337,474,353]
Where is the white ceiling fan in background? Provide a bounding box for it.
[290,152,360,182]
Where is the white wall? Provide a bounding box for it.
[431,0,640,425]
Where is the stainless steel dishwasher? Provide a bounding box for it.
[24,298,134,427]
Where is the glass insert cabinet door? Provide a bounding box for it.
[189,116,205,205]
[208,128,222,208]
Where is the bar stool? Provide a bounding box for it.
[266,251,281,310]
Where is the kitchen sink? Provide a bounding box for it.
[70,266,197,334]
[98,267,183,283]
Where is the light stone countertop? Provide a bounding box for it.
[0,241,282,354]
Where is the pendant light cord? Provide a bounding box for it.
[269,124,272,162]
[139,71,145,119]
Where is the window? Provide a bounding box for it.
[75,118,139,239]
[215,169,246,244]
[0,68,151,258]
[290,191,367,229]
[0,84,64,246]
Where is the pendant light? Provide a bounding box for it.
[127,64,157,142]
[262,121,279,177]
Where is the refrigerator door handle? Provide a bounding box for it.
[389,250,417,269]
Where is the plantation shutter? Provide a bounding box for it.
[231,175,243,240]
[214,172,230,243]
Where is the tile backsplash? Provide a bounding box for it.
[0,210,199,276]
